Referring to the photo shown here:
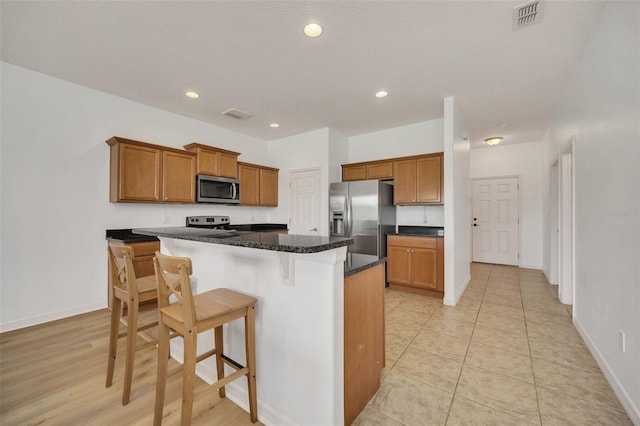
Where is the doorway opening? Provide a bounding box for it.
[558,138,575,306]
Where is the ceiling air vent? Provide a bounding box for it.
[222,108,251,120]
[513,0,545,31]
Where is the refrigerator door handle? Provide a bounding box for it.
[345,192,351,238]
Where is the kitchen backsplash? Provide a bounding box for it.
[396,205,444,227]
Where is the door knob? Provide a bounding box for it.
[309,227,318,232]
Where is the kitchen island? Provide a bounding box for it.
[133,227,384,426]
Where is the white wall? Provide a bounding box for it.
[443,97,471,306]
[470,141,545,269]
[542,2,639,422]
[0,62,275,331]
[328,128,349,184]
[348,118,445,226]
[268,128,331,236]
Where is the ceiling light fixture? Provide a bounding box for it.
[484,137,503,146]
[303,23,323,38]
[375,90,388,98]
[185,91,200,99]
[270,123,280,128]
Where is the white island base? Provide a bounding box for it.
[159,237,347,426]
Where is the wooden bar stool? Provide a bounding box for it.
[106,242,159,405]
[153,251,258,426]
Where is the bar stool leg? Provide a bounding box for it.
[245,305,258,423]
[214,325,225,398]
[153,322,171,426]
[106,296,121,387]
[122,297,138,405]
[181,330,198,426]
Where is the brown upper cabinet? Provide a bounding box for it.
[393,153,443,205]
[107,137,196,203]
[342,153,443,205]
[184,143,240,178]
[342,160,393,182]
[238,162,279,206]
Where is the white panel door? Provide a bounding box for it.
[289,168,321,235]
[472,177,519,265]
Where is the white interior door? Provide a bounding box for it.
[289,168,321,236]
[472,177,520,265]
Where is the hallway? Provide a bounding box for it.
[356,263,631,425]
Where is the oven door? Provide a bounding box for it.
[196,175,240,204]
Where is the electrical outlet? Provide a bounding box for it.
[163,215,170,224]
[619,330,626,352]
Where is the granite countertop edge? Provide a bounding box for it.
[344,256,387,277]
[133,228,353,254]
[106,229,160,243]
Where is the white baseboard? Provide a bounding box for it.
[169,341,295,426]
[0,303,105,333]
[443,274,471,306]
[574,318,640,425]
[519,264,542,270]
[542,269,558,285]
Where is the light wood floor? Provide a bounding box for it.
[0,309,262,426]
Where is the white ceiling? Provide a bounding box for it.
[1,1,605,147]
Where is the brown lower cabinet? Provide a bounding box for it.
[387,235,444,297]
[344,263,385,425]
[107,240,160,312]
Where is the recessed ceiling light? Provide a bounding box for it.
[484,137,503,146]
[270,123,280,128]
[185,91,200,99]
[375,90,388,98]
[303,23,323,38]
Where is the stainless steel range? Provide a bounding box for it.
[186,215,231,229]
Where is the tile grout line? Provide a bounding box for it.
[519,271,545,426]
[442,266,489,425]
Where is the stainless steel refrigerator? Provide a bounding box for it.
[329,180,396,258]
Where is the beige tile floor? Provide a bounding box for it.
[354,263,632,426]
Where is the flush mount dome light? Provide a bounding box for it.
[303,23,323,38]
[270,123,280,128]
[375,90,388,98]
[484,137,503,146]
[185,91,200,99]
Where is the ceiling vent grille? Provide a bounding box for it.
[222,108,251,120]
[513,1,545,31]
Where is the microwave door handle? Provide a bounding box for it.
[232,183,237,200]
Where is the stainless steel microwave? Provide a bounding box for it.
[196,174,240,204]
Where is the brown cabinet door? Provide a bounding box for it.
[344,263,385,425]
[162,151,195,203]
[117,143,161,202]
[238,163,259,205]
[259,168,278,206]
[393,159,417,204]
[342,165,367,181]
[387,246,412,285]
[417,155,442,203]
[411,248,438,289]
[218,152,239,178]
[366,161,393,179]
[196,149,219,175]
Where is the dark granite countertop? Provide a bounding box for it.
[344,253,387,277]
[389,226,444,238]
[132,227,352,254]
[106,229,159,243]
